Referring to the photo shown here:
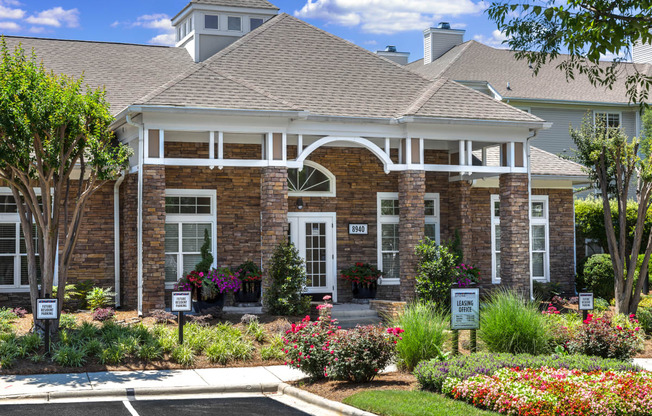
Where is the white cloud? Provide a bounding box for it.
[363,39,377,45]
[451,23,467,29]
[0,20,19,30]
[0,5,23,19]
[473,29,509,48]
[148,33,175,46]
[28,26,45,33]
[294,0,485,34]
[25,7,79,28]
[110,20,120,28]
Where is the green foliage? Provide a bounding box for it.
[194,228,213,274]
[52,344,86,367]
[264,242,310,316]
[137,341,163,362]
[414,241,458,308]
[636,307,652,335]
[246,320,267,343]
[19,333,42,353]
[86,287,115,310]
[0,41,131,323]
[486,1,652,103]
[577,254,615,300]
[235,260,262,282]
[260,335,285,361]
[392,302,449,371]
[533,281,563,301]
[58,313,78,330]
[594,297,610,312]
[99,344,127,365]
[171,344,196,367]
[479,289,551,355]
[52,284,79,306]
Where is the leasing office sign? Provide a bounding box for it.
[451,288,480,330]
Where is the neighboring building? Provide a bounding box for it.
[0,1,587,314]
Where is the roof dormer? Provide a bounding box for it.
[171,0,279,62]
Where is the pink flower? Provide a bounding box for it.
[323,295,332,301]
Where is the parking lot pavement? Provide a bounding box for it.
[0,397,313,416]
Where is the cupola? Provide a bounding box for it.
[171,0,279,62]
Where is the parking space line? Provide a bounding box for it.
[122,400,140,416]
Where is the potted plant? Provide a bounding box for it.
[234,260,262,303]
[175,267,241,313]
[452,263,480,287]
[340,262,383,299]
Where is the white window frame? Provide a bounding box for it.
[593,111,622,128]
[288,161,336,197]
[164,189,217,289]
[204,14,219,30]
[0,187,53,293]
[227,15,242,32]
[490,194,550,284]
[530,195,550,282]
[376,192,440,286]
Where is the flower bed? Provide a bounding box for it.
[415,352,642,393]
[442,367,652,416]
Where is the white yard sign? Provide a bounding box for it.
[36,299,58,320]
[171,291,192,312]
[451,288,480,330]
[578,292,594,311]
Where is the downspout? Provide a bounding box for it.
[526,131,537,300]
[126,112,144,316]
[113,171,126,308]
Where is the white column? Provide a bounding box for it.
[282,132,287,161]
[466,140,472,166]
[209,131,215,160]
[218,131,224,159]
[405,137,412,165]
[159,130,165,159]
[509,141,516,168]
[419,138,425,165]
[458,140,465,165]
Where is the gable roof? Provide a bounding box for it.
[475,146,587,178]
[1,36,195,115]
[190,0,279,9]
[407,40,648,105]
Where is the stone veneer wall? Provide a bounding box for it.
[499,174,531,298]
[447,180,472,261]
[141,165,166,313]
[260,167,288,310]
[120,173,138,309]
[398,170,425,301]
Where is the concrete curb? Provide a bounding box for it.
[278,383,377,416]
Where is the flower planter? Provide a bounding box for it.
[195,292,225,313]
[235,281,261,303]
[352,282,377,299]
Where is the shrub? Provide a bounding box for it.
[51,344,86,367]
[533,281,563,301]
[59,313,78,329]
[93,307,115,321]
[567,313,643,360]
[194,228,213,274]
[150,309,176,324]
[414,241,458,307]
[83,338,102,356]
[246,320,267,343]
[137,341,163,361]
[171,344,196,367]
[99,344,126,365]
[392,302,448,371]
[0,308,17,321]
[11,307,27,318]
[593,297,610,311]
[264,242,311,316]
[86,286,115,310]
[414,352,643,393]
[637,307,652,335]
[260,335,285,361]
[479,289,551,355]
[19,333,43,353]
[282,315,338,379]
[541,309,582,349]
[326,326,401,382]
[577,254,615,300]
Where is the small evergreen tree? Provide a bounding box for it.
[264,242,310,315]
[194,228,213,274]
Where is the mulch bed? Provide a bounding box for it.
[292,371,418,402]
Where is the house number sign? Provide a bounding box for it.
[348,224,368,235]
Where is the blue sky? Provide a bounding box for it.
[0,0,507,61]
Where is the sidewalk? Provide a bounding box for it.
[0,365,307,400]
[634,358,652,371]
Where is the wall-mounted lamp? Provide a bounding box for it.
[296,198,304,210]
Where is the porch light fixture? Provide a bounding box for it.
[296,198,304,210]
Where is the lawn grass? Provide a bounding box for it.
[342,390,498,416]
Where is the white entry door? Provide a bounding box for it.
[288,212,337,302]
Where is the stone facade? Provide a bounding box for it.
[141,165,167,313]
[398,170,425,302]
[498,173,531,298]
[120,173,138,309]
[260,166,288,310]
[447,180,473,261]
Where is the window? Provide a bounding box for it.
[377,192,440,285]
[164,190,216,288]
[585,238,604,257]
[594,112,621,128]
[0,193,41,290]
[205,14,219,29]
[228,16,242,31]
[288,161,335,197]
[490,195,549,283]
[250,18,264,30]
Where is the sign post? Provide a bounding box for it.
[36,296,58,355]
[578,292,594,321]
[451,288,480,354]
[171,291,192,345]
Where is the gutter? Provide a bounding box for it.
[113,172,126,307]
[126,112,144,316]
[113,105,307,122]
[397,115,549,129]
[527,130,536,301]
[501,96,636,108]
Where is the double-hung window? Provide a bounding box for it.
[594,112,621,128]
[377,192,440,285]
[490,194,549,283]
[164,190,216,288]
[0,192,41,291]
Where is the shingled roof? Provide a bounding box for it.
[407,40,648,105]
[475,146,587,178]
[190,0,278,9]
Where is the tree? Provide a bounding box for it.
[570,114,652,314]
[0,41,131,329]
[487,1,652,103]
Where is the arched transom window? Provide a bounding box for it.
[288,161,335,197]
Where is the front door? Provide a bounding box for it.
[288,212,337,302]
